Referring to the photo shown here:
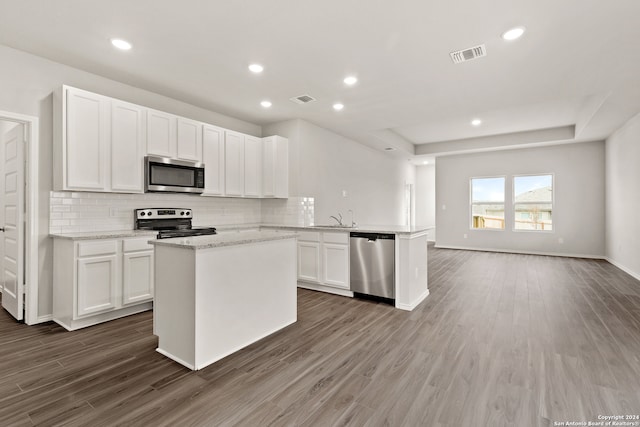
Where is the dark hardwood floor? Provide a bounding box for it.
[2,245,640,426]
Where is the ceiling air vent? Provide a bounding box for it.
[450,44,487,64]
[289,94,316,105]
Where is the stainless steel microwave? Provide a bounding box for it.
[144,156,205,194]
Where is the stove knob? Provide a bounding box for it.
[186,211,191,216]
[147,211,152,216]
[140,212,146,216]
[180,211,185,216]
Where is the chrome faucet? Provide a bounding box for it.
[329,213,343,226]
[348,209,357,227]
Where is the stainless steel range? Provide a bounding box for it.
[134,208,217,239]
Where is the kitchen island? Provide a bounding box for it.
[149,230,298,370]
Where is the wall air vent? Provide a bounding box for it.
[450,44,487,64]
[289,94,316,105]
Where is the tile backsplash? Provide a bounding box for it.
[49,192,314,233]
[261,197,315,226]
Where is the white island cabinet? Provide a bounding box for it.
[150,231,298,370]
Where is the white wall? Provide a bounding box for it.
[436,141,606,257]
[415,164,436,241]
[0,45,262,320]
[263,119,415,226]
[605,112,640,279]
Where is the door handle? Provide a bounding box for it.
[0,227,4,232]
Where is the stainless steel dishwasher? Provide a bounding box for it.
[350,232,395,300]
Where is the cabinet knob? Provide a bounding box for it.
[0,227,4,232]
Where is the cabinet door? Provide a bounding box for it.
[274,137,289,198]
[263,136,289,198]
[146,109,176,157]
[244,135,262,197]
[177,117,202,161]
[298,241,321,283]
[224,131,245,196]
[111,100,144,192]
[65,88,108,190]
[262,137,276,197]
[76,255,117,317]
[122,251,154,305]
[323,243,350,289]
[202,125,225,195]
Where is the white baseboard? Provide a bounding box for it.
[297,282,354,297]
[434,244,606,260]
[156,348,195,370]
[396,289,430,311]
[35,314,53,324]
[605,257,640,281]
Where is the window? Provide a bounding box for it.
[513,174,553,231]
[470,177,505,229]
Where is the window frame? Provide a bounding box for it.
[469,175,506,231]
[512,173,554,233]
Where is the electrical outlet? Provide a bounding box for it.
[342,190,348,197]
[442,204,446,210]
[558,237,564,244]
[415,267,419,278]
[463,233,468,239]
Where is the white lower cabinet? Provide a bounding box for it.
[76,255,118,317]
[122,250,154,306]
[322,243,349,289]
[53,236,154,331]
[297,231,350,294]
[298,241,321,282]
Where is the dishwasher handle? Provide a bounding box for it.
[350,232,395,241]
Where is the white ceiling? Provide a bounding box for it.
[1,0,639,159]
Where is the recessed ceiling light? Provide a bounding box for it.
[501,27,525,41]
[260,100,272,108]
[471,118,482,126]
[333,103,344,111]
[344,76,358,86]
[422,161,429,165]
[248,64,264,73]
[110,38,132,50]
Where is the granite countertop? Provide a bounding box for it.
[49,224,433,241]
[50,230,158,240]
[148,230,298,250]
[260,224,434,235]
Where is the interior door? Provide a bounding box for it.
[2,123,24,320]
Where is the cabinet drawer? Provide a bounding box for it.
[123,237,155,252]
[298,231,320,242]
[77,240,118,257]
[322,232,349,244]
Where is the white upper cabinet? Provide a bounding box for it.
[55,86,288,197]
[146,109,177,158]
[262,136,289,198]
[244,135,262,197]
[55,86,143,193]
[202,124,225,196]
[147,112,202,162]
[63,87,109,191]
[111,100,145,193]
[176,117,202,162]
[224,131,245,196]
